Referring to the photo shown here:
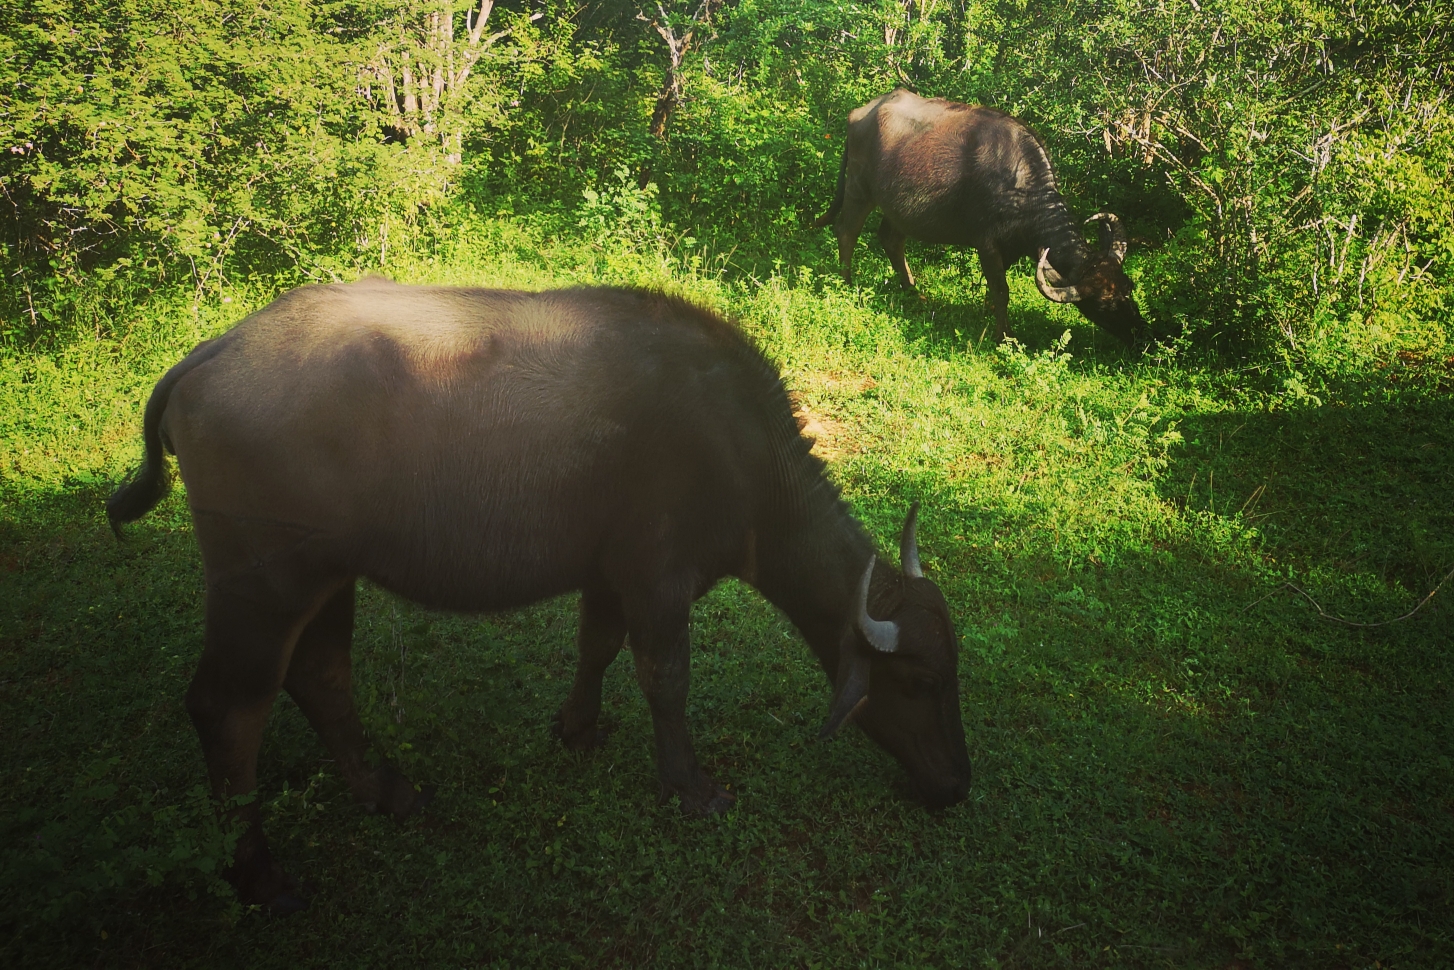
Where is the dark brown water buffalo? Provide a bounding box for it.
[108,279,971,912]
[815,88,1147,344]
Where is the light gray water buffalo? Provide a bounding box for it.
[815,88,1147,344]
[108,279,972,911]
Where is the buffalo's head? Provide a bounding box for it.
[822,506,972,808]
[1036,213,1147,345]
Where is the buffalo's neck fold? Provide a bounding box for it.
[739,364,878,681]
[1032,188,1091,282]
[752,490,875,683]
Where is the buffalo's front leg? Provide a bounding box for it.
[284,581,428,818]
[978,246,1011,343]
[553,584,627,751]
[626,596,734,815]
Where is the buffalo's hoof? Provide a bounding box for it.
[565,728,610,752]
[669,783,736,817]
[233,861,311,915]
[369,765,432,819]
[263,869,313,915]
[551,711,610,752]
[263,889,311,916]
[404,783,436,816]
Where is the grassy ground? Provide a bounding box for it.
[2,218,1452,968]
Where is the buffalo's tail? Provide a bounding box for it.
[106,338,223,536]
[811,150,848,229]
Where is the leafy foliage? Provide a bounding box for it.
[0,0,561,343]
[1,763,241,924]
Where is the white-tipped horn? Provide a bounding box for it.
[855,556,899,653]
[1035,249,1081,303]
[1086,212,1128,263]
[900,503,923,579]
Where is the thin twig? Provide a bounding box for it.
[1242,562,1454,628]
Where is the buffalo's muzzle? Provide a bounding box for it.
[913,773,971,809]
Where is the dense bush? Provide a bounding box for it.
[0,0,558,343]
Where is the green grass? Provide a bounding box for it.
[2,218,1451,968]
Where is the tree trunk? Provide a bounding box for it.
[366,0,535,162]
[643,0,727,141]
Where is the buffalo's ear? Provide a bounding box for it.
[820,644,870,738]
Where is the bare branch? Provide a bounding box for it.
[467,0,496,46]
[1242,563,1454,628]
[642,0,727,138]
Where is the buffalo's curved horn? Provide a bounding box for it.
[900,503,923,579]
[1035,249,1081,303]
[856,556,900,653]
[1087,212,1128,264]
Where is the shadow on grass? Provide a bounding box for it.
[1158,389,1454,597]
[840,238,1148,364]
[5,468,1453,966]
[866,462,1454,966]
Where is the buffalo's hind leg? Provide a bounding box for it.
[186,572,341,913]
[833,194,874,286]
[553,583,627,751]
[878,218,919,292]
[284,581,429,818]
[625,592,734,816]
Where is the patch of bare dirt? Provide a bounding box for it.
[792,403,850,461]
[787,371,875,461]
